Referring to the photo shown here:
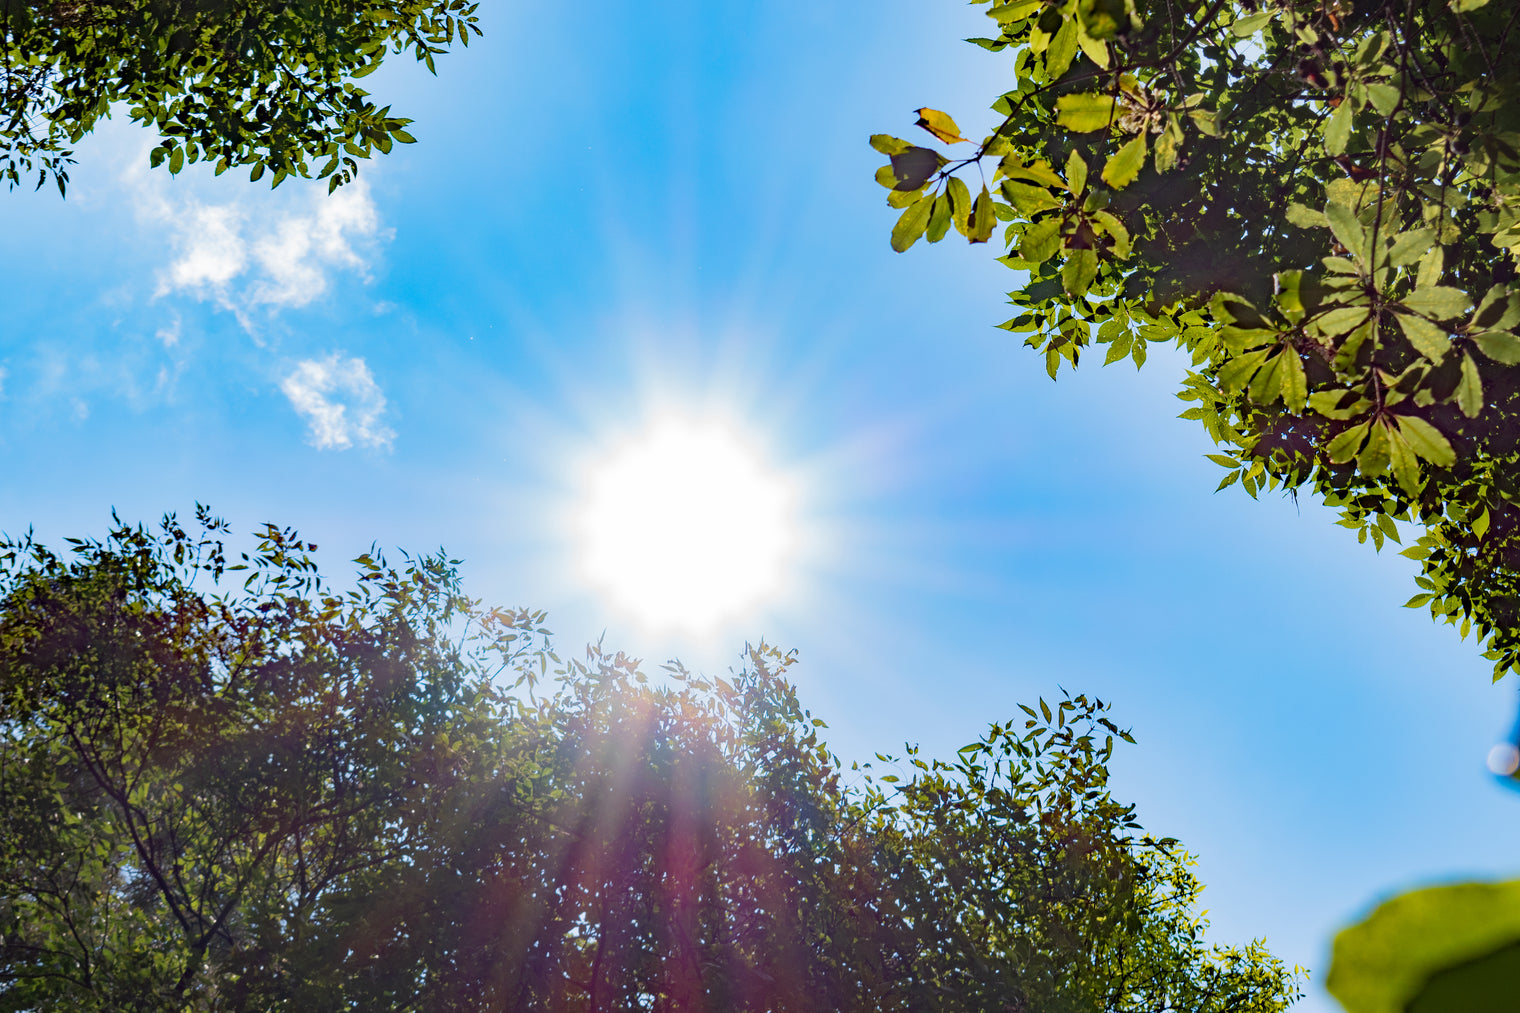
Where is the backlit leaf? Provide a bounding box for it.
[891,197,934,252]
[1101,135,1146,190]
[1056,93,1120,132]
[915,108,969,145]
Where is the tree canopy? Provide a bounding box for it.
[873,0,1520,678]
[0,0,478,195]
[0,511,1302,1011]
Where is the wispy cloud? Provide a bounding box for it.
[125,158,389,327]
[280,354,395,451]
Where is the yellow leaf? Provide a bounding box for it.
[914,108,968,145]
[1100,135,1146,189]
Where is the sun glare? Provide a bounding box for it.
[576,416,797,634]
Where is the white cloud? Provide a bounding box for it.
[125,157,389,326]
[280,354,395,450]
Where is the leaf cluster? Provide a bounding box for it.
[0,0,479,195]
[876,0,1520,678]
[0,512,1302,1011]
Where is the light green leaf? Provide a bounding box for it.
[1328,879,1520,1013]
[1367,83,1401,117]
[1077,28,1111,68]
[1387,228,1435,267]
[1393,310,1452,360]
[1325,201,1367,261]
[1000,180,1064,214]
[1316,306,1372,337]
[1019,217,1062,263]
[891,197,934,252]
[1062,248,1099,295]
[1402,285,1470,320]
[1325,100,1353,156]
[1474,331,1520,364]
[1395,415,1455,468]
[1091,209,1131,257]
[1280,350,1307,411]
[1101,135,1146,189]
[1047,19,1079,78]
[926,194,953,243]
[869,134,914,156]
[1248,351,1283,404]
[1327,420,1371,463]
[1358,419,1392,475]
[1055,92,1119,132]
[969,185,997,243]
[1286,203,1328,228]
[1457,352,1484,417]
[1231,10,1272,36]
[947,175,972,235]
[1417,246,1445,288]
[1065,148,1088,195]
[1388,430,1421,495]
[1002,156,1068,190]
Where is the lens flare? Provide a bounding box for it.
[576,416,796,633]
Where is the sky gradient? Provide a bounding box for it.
[3,2,1518,1008]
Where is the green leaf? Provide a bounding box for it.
[1316,306,1372,338]
[1000,180,1064,214]
[1001,156,1068,190]
[1248,352,1284,404]
[1325,201,1367,261]
[169,146,184,174]
[1367,83,1401,117]
[1327,880,1520,1013]
[1470,286,1520,331]
[1402,285,1470,320]
[926,194,953,243]
[1062,248,1098,295]
[1395,415,1455,468]
[1231,10,1272,36]
[1286,203,1327,228]
[1388,430,1421,495]
[1018,217,1062,263]
[1387,228,1435,267]
[1065,148,1088,195]
[1358,419,1392,475]
[969,185,997,243]
[1456,353,1484,417]
[1046,19,1079,79]
[1055,93,1119,133]
[1473,331,1520,364]
[891,197,934,252]
[1325,100,1354,156]
[947,175,972,234]
[870,134,914,156]
[1394,311,1452,360]
[1327,420,1371,463]
[1280,350,1307,412]
[1417,246,1445,289]
[1091,209,1130,257]
[1101,135,1146,189]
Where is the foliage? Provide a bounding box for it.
[1326,878,1520,1012]
[0,511,1302,1011]
[873,0,1520,678]
[0,0,479,195]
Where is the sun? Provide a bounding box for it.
[575,415,797,634]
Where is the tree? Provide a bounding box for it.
[0,511,1302,1011]
[872,0,1520,679]
[0,0,479,195]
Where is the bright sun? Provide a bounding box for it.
[576,416,797,634]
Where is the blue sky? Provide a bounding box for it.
[2,1,1518,1007]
